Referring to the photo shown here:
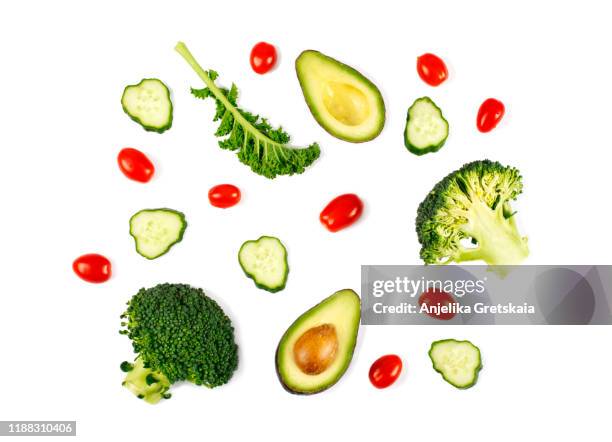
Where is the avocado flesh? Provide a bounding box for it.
[296,50,385,142]
[276,289,361,394]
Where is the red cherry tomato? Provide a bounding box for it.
[416,53,448,86]
[418,289,456,320]
[117,148,155,183]
[369,354,403,389]
[477,98,505,132]
[208,184,241,208]
[250,42,277,74]
[319,194,364,232]
[73,253,112,283]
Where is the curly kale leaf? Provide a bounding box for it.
[176,42,320,179]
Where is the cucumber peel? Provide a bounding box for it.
[404,97,449,155]
[429,339,482,389]
[121,78,173,133]
[129,208,187,260]
[238,236,288,292]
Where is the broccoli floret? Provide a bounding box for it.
[416,160,529,266]
[120,283,238,403]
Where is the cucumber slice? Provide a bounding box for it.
[404,97,449,155]
[129,208,186,259]
[238,236,288,292]
[429,339,482,389]
[121,78,173,133]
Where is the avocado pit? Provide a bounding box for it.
[293,323,338,375]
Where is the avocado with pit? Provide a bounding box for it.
[275,289,361,394]
[295,50,385,142]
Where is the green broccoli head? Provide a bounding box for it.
[416,160,529,266]
[120,283,238,403]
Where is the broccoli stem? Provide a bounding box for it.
[121,358,171,404]
[457,200,529,265]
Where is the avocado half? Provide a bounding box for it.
[275,289,361,394]
[296,50,385,143]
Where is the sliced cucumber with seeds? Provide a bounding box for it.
[129,208,186,259]
[429,339,482,389]
[238,236,288,292]
[121,78,173,133]
[404,97,449,155]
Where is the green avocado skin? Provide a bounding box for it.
[275,289,360,395]
[295,50,386,143]
[428,339,483,389]
[404,96,448,156]
[121,78,173,134]
[238,236,289,293]
[275,345,310,395]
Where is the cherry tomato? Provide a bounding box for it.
[418,289,456,320]
[416,53,448,86]
[319,194,364,232]
[117,148,155,183]
[369,354,403,389]
[477,98,505,132]
[250,42,277,74]
[73,253,112,283]
[208,184,241,208]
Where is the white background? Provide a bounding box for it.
[1,0,611,440]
